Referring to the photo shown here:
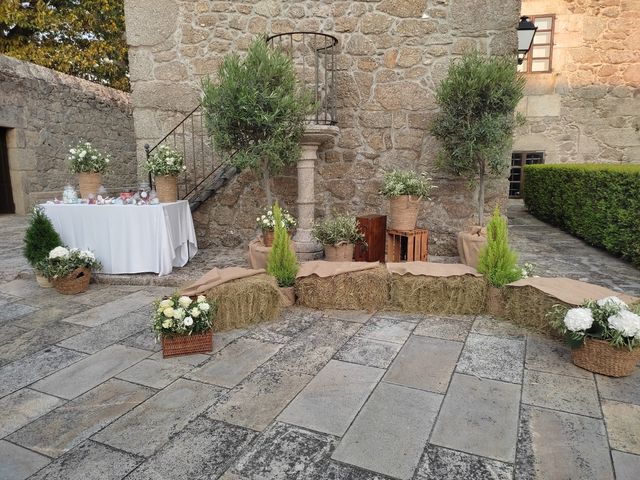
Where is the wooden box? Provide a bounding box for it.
[386,228,429,262]
[354,215,387,263]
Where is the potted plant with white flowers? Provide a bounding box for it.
[68,141,110,198]
[549,296,640,377]
[257,206,297,247]
[38,246,102,295]
[380,169,434,231]
[144,145,187,203]
[312,214,365,262]
[153,293,217,357]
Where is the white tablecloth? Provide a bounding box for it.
[42,201,197,276]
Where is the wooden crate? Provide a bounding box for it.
[386,228,429,262]
[354,215,387,262]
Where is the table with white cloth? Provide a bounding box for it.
[41,201,197,276]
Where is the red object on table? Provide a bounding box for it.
[355,215,387,262]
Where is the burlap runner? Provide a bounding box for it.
[297,260,380,278]
[457,227,487,269]
[508,277,638,306]
[387,262,481,277]
[248,237,297,270]
[181,266,265,296]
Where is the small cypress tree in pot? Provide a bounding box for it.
[267,202,299,306]
[23,207,63,287]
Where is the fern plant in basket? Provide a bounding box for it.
[23,207,63,288]
[380,169,434,231]
[152,293,218,358]
[312,215,365,262]
[549,297,640,377]
[38,246,102,295]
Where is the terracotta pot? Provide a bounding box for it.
[35,272,53,288]
[571,338,639,377]
[388,195,421,231]
[78,172,102,199]
[485,286,506,318]
[324,243,355,262]
[279,286,296,307]
[262,229,274,247]
[162,329,213,358]
[155,175,178,203]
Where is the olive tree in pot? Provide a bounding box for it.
[430,51,525,266]
[201,37,315,208]
[312,215,365,262]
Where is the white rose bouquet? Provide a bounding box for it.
[68,141,110,174]
[549,296,640,351]
[37,246,102,280]
[152,293,216,339]
[143,144,187,177]
[256,206,296,231]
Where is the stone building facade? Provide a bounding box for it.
[0,54,137,214]
[125,0,522,254]
[515,0,640,166]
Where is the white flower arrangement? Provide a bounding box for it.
[152,292,217,339]
[563,308,594,332]
[520,262,536,279]
[68,141,110,174]
[256,206,296,231]
[143,144,187,177]
[38,247,101,280]
[608,310,640,338]
[596,296,628,310]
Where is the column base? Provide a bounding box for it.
[293,229,324,261]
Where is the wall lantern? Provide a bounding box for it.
[517,16,538,65]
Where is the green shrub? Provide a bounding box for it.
[267,203,299,287]
[312,214,365,246]
[477,207,521,287]
[523,164,640,267]
[23,207,63,268]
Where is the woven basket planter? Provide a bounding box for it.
[162,329,213,358]
[262,229,275,247]
[324,243,355,262]
[53,267,91,295]
[155,175,178,203]
[78,172,102,199]
[389,195,421,231]
[571,338,639,377]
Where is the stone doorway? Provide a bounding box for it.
[0,128,15,214]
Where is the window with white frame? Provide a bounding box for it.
[518,15,554,73]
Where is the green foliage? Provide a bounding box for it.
[68,141,110,174]
[23,207,63,268]
[0,0,129,91]
[477,207,521,287]
[523,164,640,267]
[430,51,525,226]
[201,37,315,206]
[379,169,434,198]
[312,214,365,246]
[267,203,299,287]
[143,145,186,177]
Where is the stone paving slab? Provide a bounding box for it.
[358,317,416,344]
[332,382,442,480]
[516,405,614,479]
[147,350,210,366]
[27,440,143,480]
[32,344,150,399]
[612,450,640,480]
[127,417,255,480]
[431,373,521,463]
[279,360,384,436]
[115,358,193,389]
[0,324,29,347]
[0,388,65,438]
[374,311,425,323]
[323,309,373,324]
[384,335,461,394]
[93,378,226,457]
[10,304,85,330]
[211,328,248,353]
[8,379,154,458]
[596,370,640,405]
[63,291,159,327]
[471,315,526,338]
[208,362,313,431]
[522,369,601,417]
[334,335,402,369]
[525,334,593,379]
[186,337,281,388]
[0,439,50,480]
[58,312,150,354]
[0,278,43,298]
[0,291,19,306]
[0,345,87,398]
[456,333,525,384]
[0,301,37,323]
[412,315,473,342]
[415,445,514,480]
[119,329,161,352]
[601,400,640,455]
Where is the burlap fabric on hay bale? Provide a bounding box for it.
[296,266,389,311]
[203,274,281,331]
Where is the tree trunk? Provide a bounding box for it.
[261,157,273,207]
[477,159,485,227]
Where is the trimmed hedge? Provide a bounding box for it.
[523,164,640,267]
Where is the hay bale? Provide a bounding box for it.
[389,274,487,315]
[504,285,568,336]
[205,274,281,332]
[296,266,389,311]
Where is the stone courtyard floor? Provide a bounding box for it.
[1,277,640,479]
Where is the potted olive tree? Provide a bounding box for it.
[430,51,525,265]
[380,169,434,231]
[312,214,365,262]
[201,37,315,208]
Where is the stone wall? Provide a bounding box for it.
[125,0,521,254]
[0,55,137,214]
[516,0,640,164]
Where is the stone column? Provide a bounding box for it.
[294,124,339,260]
